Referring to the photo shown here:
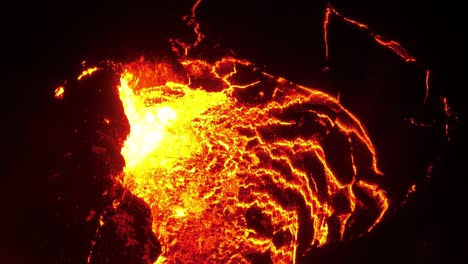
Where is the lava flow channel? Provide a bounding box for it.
[114,56,388,263]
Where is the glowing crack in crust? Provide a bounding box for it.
[116,57,389,263]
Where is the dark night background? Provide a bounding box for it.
[3,0,466,263]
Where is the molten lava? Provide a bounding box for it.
[114,57,388,263]
[49,0,458,263]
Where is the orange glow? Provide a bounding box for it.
[116,57,389,263]
[87,214,105,264]
[400,184,418,207]
[373,35,416,62]
[323,6,332,71]
[441,96,458,141]
[77,67,101,80]
[54,86,65,99]
[425,70,430,103]
[171,0,204,56]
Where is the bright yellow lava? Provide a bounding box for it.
[120,73,228,171]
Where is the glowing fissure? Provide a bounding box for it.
[323,4,416,65]
[117,57,388,263]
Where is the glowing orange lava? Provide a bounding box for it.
[55,0,455,263]
[77,67,101,81]
[114,56,389,263]
[54,86,65,99]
